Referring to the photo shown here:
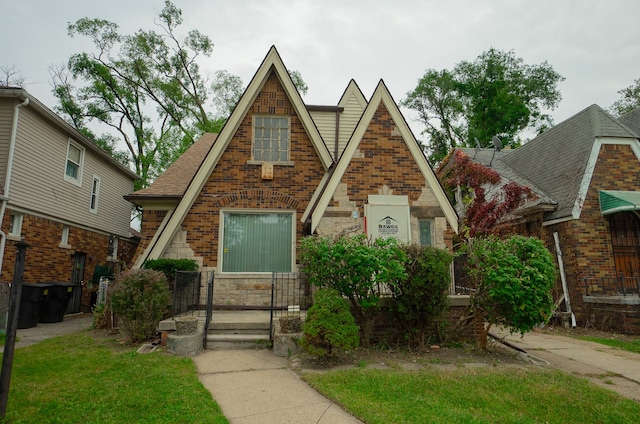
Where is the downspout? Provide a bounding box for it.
[553,231,576,327]
[0,96,29,275]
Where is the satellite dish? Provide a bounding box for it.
[492,136,502,152]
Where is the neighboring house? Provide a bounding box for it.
[0,88,139,313]
[441,104,640,334]
[127,46,458,307]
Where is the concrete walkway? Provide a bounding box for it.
[1,313,94,353]
[496,328,640,402]
[193,349,362,424]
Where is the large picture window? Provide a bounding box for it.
[253,116,290,162]
[222,212,293,272]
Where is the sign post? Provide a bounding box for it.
[0,239,29,419]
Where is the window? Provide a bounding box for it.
[60,225,70,247]
[253,116,290,162]
[108,235,118,260]
[65,141,84,184]
[90,176,101,213]
[9,213,23,238]
[419,220,433,246]
[221,211,293,272]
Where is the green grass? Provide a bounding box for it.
[304,367,640,424]
[577,336,640,354]
[1,332,228,424]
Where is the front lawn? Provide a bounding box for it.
[304,367,640,423]
[0,332,227,424]
[577,335,640,354]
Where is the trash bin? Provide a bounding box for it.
[17,283,52,329]
[40,281,76,323]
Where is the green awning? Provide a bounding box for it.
[599,190,640,215]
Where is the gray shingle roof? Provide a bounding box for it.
[618,107,640,136]
[501,104,638,220]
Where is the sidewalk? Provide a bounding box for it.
[193,349,363,424]
[495,328,640,402]
[1,313,93,353]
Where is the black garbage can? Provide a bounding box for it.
[40,282,76,323]
[17,283,53,329]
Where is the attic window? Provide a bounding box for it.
[252,116,290,162]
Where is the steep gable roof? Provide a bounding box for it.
[502,104,640,221]
[136,46,333,264]
[309,80,458,234]
[125,133,217,204]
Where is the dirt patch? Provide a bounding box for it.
[290,340,529,373]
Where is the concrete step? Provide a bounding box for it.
[206,333,270,350]
[209,321,270,334]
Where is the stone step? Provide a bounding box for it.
[209,321,270,334]
[205,333,270,350]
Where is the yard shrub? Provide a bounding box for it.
[390,245,452,348]
[300,234,407,347]
[301,288,359,358]
[143,258,199,283]
[463,235,556,349]
[109,268,171,343]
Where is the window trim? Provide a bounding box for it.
[89,175,101,213]
[218,209,296,274]
[60,225,71,248]
[250,115,292,164]
[419,219,434,246]
[64,140,84,186]
[8,213,23,240]
[108,235,118,261]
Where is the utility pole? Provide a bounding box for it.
[0,239,29,419]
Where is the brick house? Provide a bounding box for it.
[127,46,458,307]
[441,105,640,334]
[0,88,139,315]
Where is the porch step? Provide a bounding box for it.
[209,321,271,335]
[206,333,270,350]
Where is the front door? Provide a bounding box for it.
[609,212,640,293]
[67,252,86,313]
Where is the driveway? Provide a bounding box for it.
[496,328,640,402]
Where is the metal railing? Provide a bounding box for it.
[269,272,311,342]
[203,272,214,349]
[172,271,202,317]
[583,274,640,297]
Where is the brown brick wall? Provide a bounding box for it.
[335,102,427,209]
[179,72,326,267]
[133,210,168,265]
[543,144,640,327]
[1,211,138,313]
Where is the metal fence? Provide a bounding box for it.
[452,254,473,295]
[173,270,214,317]
[270,272,312,319]
[583,275,640,297]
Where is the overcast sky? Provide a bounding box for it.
[3,0,640,141]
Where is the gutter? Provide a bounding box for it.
[0,96,29,275]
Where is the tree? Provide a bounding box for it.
[610,78,640,116]
[0,65,25,87]
[51,1,235,188]
[437,149,535,239]
[462,235,556,350]
[403,48,564,164]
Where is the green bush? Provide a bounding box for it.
[300,234,406,347]
[143,258,199,283]
[110,269,171,343]
[302,288,360,358]
[464,235,557,349]
[390,245,452,348]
